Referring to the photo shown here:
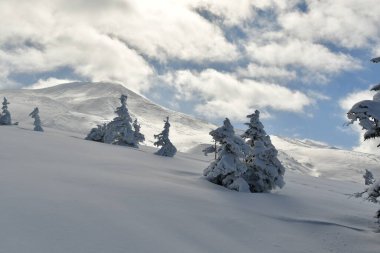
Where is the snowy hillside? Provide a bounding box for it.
[0,126,378,253]
[1,81,380,182]
[0,82,215,151]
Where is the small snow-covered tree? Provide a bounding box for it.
[0,97,12,125]
[241,110,285,192]
[203,118,250,192]
[29,107,43,132]
[354,181,380,224]
[133,118,145,145]
[364,169,375,186]
[85,124,107,142]
[154,117,177,157]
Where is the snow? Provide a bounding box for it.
[2,82,214,151]
[0,126,379,253]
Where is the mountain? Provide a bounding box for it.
[0,82,215,151]
[1,81,379,182]
[0,126,378,253]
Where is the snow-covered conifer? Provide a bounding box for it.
[0,97,12,125]
[347,58,380,145]
[133,118,145,145]
[29,107,44,132]
[364,169,375,186]
[154,116,177,157]
[241,110,285,192]
[203,118,250,192]
[349,57,380,226]
[85,124,107,142]
[106,95,136,146]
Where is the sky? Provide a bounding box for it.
[1,0,380,152]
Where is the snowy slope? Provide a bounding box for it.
[0,82,215,151]
[0,126,378,253]
[1,81,380,183]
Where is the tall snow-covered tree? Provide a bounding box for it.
[154,116,177,157]
[203,118,250,192]
[29,107,44,132]
[0,97,12,125]
[348,57,380,226]
[241,110,285,192]
[133,118,145,145]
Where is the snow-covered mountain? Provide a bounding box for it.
[1,82,215,151]
[1,82,379,182]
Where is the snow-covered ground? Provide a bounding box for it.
[0,126,379,253]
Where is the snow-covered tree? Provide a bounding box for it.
[354,181,380,224]
[86,94,139,147]
[105,95,136,147]
[349,57,380,226]
[364,169,375,186]
[154,116,177,157]
[85,124,107,142]
[241,111,285,192]
[0,97,12,125]
[203,118,250,192]
[202,140,217,159]
[29,107,44,132]
[241,110,268,146]
[347,59,380,146]
[133,118,145,145]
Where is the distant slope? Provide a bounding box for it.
[1,81,380,182]
[0,82,215,151]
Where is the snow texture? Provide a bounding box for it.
[154,117,177,157]
[203,118,250,192]
[0,126,379,253]
[29,107,44,132]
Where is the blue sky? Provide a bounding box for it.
[1,0,380,150]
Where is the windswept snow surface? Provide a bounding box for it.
[0,127,379,253]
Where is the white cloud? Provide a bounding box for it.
[164,69,311,120]
[246,39,359,74]
[237,63,296,81]
[26,78,78,90]
[279,0,380,49]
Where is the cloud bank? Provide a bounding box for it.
[1,0,379,121]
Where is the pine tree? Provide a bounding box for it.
[364,169,375,186]
[133,118,145,145]
[348,57,380,226]
[241,110,285,192]
[29,107,44,132]
[203,118,250,192]
[0,97,12,125]
[105,94,135,146]
[154,116,177,157]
